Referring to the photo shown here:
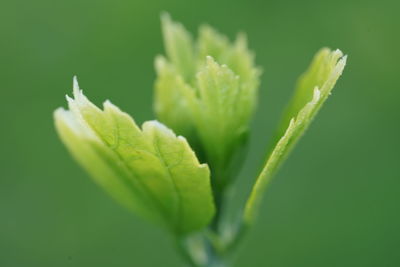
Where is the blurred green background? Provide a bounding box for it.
[1,0,399,266]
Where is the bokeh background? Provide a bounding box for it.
[1,0,399,266]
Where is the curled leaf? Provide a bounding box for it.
[244,48,347,224]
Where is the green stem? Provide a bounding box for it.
[176,233,230,267]
[176,238,199,267]
[177,174,247,267]
[204,240,228,267]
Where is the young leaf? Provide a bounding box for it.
[155,14,261,190]
[244,48,347,224]
[154,55,196,140]
[54,78,215,235]
[161,12,196,82]
[181,56,252,190]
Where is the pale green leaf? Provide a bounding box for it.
[197,25,231,64]
[275,48,346,143]
[181,56,250,189]
[161,12,196,82]
[154,55,195,138]
[197,26,261,122]
[244,48,347,224]
[55,78,215,235]
[155,15,261,189]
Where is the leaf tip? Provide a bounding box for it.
[73,76,80,96]
[160,11,171,24]
[53,107,67,120]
